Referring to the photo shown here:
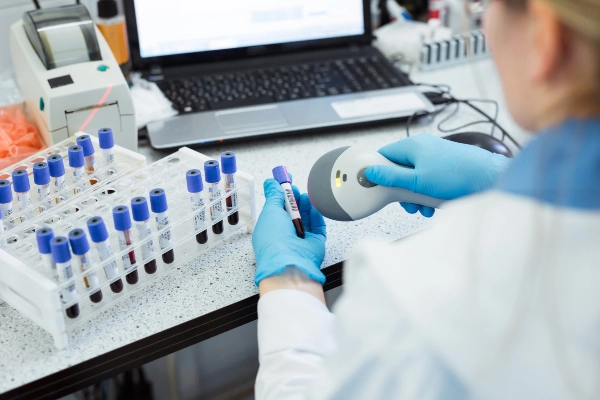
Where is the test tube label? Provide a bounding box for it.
[54,176,66,191]
[117,230,135,269]
[225,175,238,208]
[0,203,13,219]
[17,192,31,210]
[155,212,173,249]
[209,186,224,219]
[56,261,78,304]
[96,241,120,279]
[284,187,299,213]
[42,253,57,280]
[190,192,206,230]
[38,186,51,202]
[135,221,155,260]
[102,149,115,166]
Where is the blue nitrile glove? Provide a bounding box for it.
[252,178,327,285]
[365,134,511,217]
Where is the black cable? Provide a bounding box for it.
[437,98,500,136]
[32,0,40,9]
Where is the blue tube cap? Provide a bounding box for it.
[220,151,237,174]
[272,166,291,184]
[98,128,114,149]
[33,162,50,185]
[68,228,90,255]
[47,154,65,177]
[0,180,12,204]
[36,227,54,254]
[68,145,84,168]
[131,196,150,221]
[149,188,168,213]
[50,236,71,263]
[204,160,221,183]
[12,169,30,193]
[76,134,95,156]
[87,216,109,243]
[186,169,204,193]
[112,205,132,231]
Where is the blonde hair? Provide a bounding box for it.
[544,0,600,42]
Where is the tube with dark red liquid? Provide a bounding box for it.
[112,205,139,285]
[272,166,305,238]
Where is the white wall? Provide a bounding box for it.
[0,0,96,73]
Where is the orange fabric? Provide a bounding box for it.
[0,104,45,169]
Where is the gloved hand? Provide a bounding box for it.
[365,134,511,217]
[253,178,327,286]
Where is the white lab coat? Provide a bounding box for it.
[255,190,600,400]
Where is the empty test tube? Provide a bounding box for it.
[221,151,239,226]
[76,134,98,176]
[130,196,157,274]
[68,145,85,192]
[112,205,139,285]
[0,180,13,220]
[186,169,208,244]
[149,188,175,264]
[36,227,57,279]
[50,236,80,319]
[47,154,66,196]
[204,160,224,235]
[12,169,31,212]
[98,128,115,167]
[33,162,51,203]
[87,216,124,293]
[69,228,103,303]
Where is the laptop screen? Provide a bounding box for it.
[133,0,366,58]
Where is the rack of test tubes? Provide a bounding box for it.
[0,136,256,349]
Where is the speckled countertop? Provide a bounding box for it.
[0,60,530,395]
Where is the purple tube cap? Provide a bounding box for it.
[47,154,65,177]
[149,188,168,213]
[76,134,95,156]
[0,180,12,204]
[50,236,71,263]
[12,169,30,193]
[186,169,204,193]
[272,166,291,184]
[36,227,54,254]
[220,151,237,174]
[87,216,109,243]
[68,228,90,255]
[68,145,84,168]
[33,162,50,185]
[204,160,220,183]
[131,196,150,221]
[98,128,114,149]
[112,205,132,231]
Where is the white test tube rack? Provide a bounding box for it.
[0,147,256,349]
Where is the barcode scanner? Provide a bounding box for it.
[307,146,443,221]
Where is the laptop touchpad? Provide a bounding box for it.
[216,105,289,134]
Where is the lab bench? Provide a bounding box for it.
[0,60,529,400]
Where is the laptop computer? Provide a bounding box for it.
[123,0,435,148]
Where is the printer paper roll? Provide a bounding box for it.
[39,25,90,69]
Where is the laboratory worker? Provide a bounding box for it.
[252,0,600,398]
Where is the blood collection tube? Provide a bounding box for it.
[0,180,13,220]
[50,236,80,319]
[98,128,115,167]
[76,134,98,175]
[47,154,67,203]
[130,196,157,274]
[12,169,31,212]
[33,162,51,203]
[221,151,239,226]
[68,145,86,192]
[186,169,208,244]
[112,205,139,285]
[36,227,57,279]
[204,160,224,235]
[87,216,124,293]
[0,209,4,233]
[272,166,305,238]
[149,188,175,264]
[69,228,103,303]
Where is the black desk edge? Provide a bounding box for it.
[1,261,344,400]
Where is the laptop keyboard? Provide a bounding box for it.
[156,56,407,113]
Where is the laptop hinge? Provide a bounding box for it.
[147,65,164,81]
